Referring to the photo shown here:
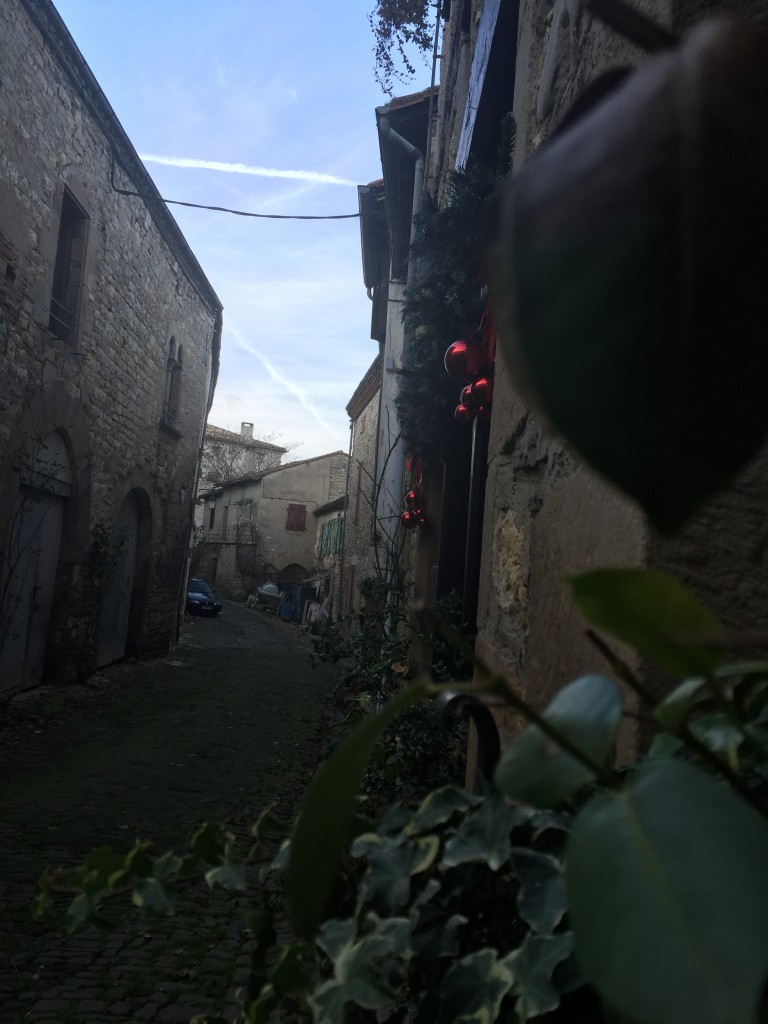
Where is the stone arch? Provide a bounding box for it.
[96,485,153,667]
[0,385,90,692]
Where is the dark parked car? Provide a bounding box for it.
[186,577,222,616]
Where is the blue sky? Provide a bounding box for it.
[53,0,433,458]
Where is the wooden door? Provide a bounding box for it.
[96,493,139,667]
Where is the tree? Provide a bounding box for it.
[200,428,289,488]
[369,0,433,96]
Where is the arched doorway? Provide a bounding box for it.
[96,491,143,667]
[0,430,72,692]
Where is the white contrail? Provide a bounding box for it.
[139,153,357,187]
[227,325,344,441]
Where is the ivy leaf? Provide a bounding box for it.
[352,833,440,913]
[441,791,526,870]
[439,948,516,1024]
[566,759,768,1024]
[511,849,567,935]
[132,877,176,916]
[495,675,622,808]
[316,919,357,961]
[288,680,432,937]
[190,822,226,863]
[123,842,154,879]
[66,890,103,933]
[205,857,245,892]
[84,846,127,889]
[506,932,573,1021]
[570,569,723,676]
[406,786,483,836]
[271,944,313,995]
[308,980,347,1024]
[251,807,292,840]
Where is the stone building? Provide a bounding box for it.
[311,495,347,610]
[425,0,768,756]
[196,452,349,597]
[195,421,285,527]
[340,354,382,614]
[0,0,221,694]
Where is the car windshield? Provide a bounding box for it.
[189,579,214,596]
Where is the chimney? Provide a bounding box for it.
[240,421,254,441]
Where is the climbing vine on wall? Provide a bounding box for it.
[396,164,498,462]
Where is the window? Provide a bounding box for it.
[49,189,89,341]
[208,505,215,530]
[164,337,183,424]
[286,503,306,531]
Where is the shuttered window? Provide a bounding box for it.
[286,503,306,531]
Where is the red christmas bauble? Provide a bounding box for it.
[404,488,420,509]
[471,376,493,405]
[455,403,476,425]
[460,384,475,407]
[477,404,492,424]
[444,340,488,382]
[400,510,419,529]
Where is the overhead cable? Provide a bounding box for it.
[110,154,360,220]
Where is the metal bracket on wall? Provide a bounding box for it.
[436,690,501,789]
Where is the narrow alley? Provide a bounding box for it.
[0,602,335,1023]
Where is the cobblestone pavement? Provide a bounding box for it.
[0,602,336,1023]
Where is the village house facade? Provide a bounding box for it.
[421,0,768,758]
[340,354,382,614]
[0,0,221,695]
[195,421,286,527]
[196,452,348,597]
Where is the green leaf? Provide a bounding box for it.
[84,846,127,888]
[495,675,622,807]
[124,842,154,879]
[316,918,357,961]
[287,680,432,937]
[440,948,516,1024]
[190,822,226,863]
[647,732,684,759]
[308,980,347,1024]
[655,677,708,732]
[565,759,768,1024]
[570,569,723,676]
[498,155,768,534]
[270,944,313,995]
[441,790,526,870]
[506,932,573,1021]
[406,786,482,836]
[511,849,566,935]
[205,857,245,892]
[66,890,102,932]
[352,833,440,913]
[132,877,176,915]
[251,807,292,840]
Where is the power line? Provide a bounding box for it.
[162,198,359,219]
[110,154,360,220]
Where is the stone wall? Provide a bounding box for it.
[343,379,381,613]
[0,0,219,692]
[436,0,768,753]
[200,453,349,597]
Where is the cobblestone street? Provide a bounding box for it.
[0,601,335,1023]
